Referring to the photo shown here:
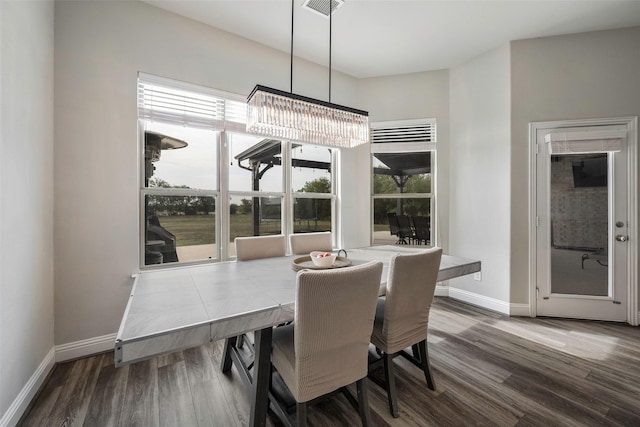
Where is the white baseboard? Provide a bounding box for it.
[447,287,511,315]
[444,287,532,317]
[509,303,532,317]
[435,283,449,297]
[0,334,116,426]
[0,347,55,427]
[55,333,117,362]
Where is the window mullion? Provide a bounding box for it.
[283,140,293,247]
[332,148,339,249]
[219,132,229,260]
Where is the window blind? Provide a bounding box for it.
[370,119,436,144]
[138,75,246,132]
[545,130,625,154]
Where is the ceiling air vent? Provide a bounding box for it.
[371,120,437,144]
[303,0,345,18]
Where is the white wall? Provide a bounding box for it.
[356,71,450,251]
[0,0,55,423]
[510,26,640,304]
[53,0,360,346]
[337,143,371,249]
[449,45,512,304]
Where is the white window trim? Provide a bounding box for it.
[138,74,337,269]
[370,118,437,247]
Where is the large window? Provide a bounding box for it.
[142,119,219,265]
[371,119,436,246]
[139,74,336,267]
[292,144,333,234]
[227,134,284,258]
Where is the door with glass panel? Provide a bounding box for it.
[535,122,632,321]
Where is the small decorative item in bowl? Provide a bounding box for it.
[310,251,337,267]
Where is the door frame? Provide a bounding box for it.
[528,117,638,325]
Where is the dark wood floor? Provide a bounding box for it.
[19,298,640,426]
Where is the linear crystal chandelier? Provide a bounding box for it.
[246,0,370,149]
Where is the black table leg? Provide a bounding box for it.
[249,326,272,427]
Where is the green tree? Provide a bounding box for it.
[373,173,397,194]
[149,178,172,188]
[295,178,332,221]
[372,173,431,224]
[405,174,431,193]
[238,198,252,215]
[298,177,331,193]
[148,179,215,216]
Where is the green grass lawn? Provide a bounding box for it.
[157,214,331,246]
[158,215,215,246]
[373,223,389,232]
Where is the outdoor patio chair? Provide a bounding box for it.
[387,213,400,242]
[412,216,430,245]
[396,215,414,244]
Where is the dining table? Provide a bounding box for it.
[115,245,481,426]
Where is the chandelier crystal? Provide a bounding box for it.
[246,85,369,148]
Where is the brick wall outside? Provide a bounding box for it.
[550,155,608,250]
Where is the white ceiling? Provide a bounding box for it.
[144,0,640,78]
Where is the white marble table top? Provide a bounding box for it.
[115,245,480,366]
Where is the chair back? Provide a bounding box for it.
[380,248,442,353]
[387,213,399,236]
[293,261,383,402]
[234,235,286,261]
[396,215,413,240]
[412,216,430,244]
[289,231,332,255]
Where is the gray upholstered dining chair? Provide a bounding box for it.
[269,261,384,427]
[235,234,286,260]
[289,231,332,255]
[227,234,287,352]
[368,247,443,418]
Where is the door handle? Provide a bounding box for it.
[615,235,629,242]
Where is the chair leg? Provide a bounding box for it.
[383,353,399,418]
[220,336,237,373]
[411,344,420,359]
[296,402,307,427]
[418,340,436,390]
[356,378,372,427]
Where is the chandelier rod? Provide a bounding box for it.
[329,0,332,102]
[290,0,294,93]
[289,0,334,101]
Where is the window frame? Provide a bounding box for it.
[138,75,337,269]
[370,119,437,247]
[289,146,337,246]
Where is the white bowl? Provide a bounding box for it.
[310,251,337,267]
